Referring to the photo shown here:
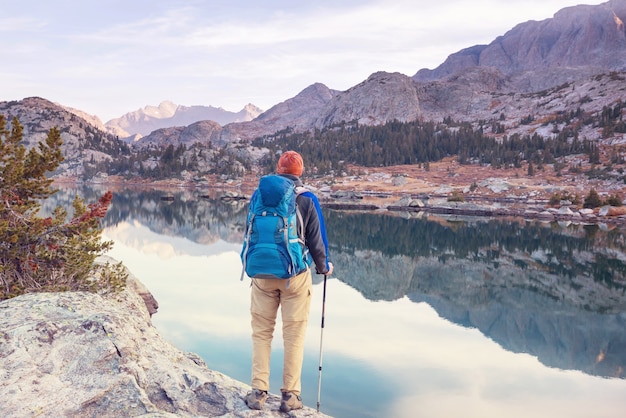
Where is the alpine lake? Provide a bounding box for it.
[45,184,626,418]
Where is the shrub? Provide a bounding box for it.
[568,164,583,174]
[549,191,581,206]
[548,193,561,206]
[0,116,124,300]
[447,190,465,202]
[605,193,623,207]
[583,188,603,209]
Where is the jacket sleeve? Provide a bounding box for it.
[297,191,331,274]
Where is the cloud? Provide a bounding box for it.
[0,0,609,120]
[0,16,45,32]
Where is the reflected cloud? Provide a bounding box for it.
[104,220,238,259]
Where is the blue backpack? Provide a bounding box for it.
[240,175,310,280]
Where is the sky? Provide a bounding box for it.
[0,0,609,122]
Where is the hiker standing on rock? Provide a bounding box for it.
[241,150,333,412]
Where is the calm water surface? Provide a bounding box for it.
[50,185,626,418]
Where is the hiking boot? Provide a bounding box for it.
[244,389,268,410]
[279,391,303,413]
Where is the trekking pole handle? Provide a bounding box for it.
[320,274,328,328]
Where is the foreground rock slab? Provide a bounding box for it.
[0,273,329,418]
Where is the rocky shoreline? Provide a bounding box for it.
[300,159,626,226]
[0,257,330,418]
[220,162,626,226]
[323,191,626,226]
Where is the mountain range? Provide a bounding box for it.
[104,101,263,139]
[1,0,625,180]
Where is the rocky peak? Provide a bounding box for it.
[62,105,107,132]
[315,71,421,128]
[241,103,264,119]
[414,0,626,88]
[145,100,178,118]
[255,82,338,125]
[0,97,123,177]
[218,83,338,142]
[133,119,223,149]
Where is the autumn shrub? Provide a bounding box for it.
[0,115,125,300]
[447,190,465,202]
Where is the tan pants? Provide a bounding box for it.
[250,269,312,395]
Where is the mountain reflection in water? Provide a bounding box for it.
[324,210,626,380]
[47,185,626,417]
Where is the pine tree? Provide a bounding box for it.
[0,116,125,300]
[583,188,603,209]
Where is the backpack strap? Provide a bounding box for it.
[240,213,255,281]
[283,215,298,276]
[294,186,309,257]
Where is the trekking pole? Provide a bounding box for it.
[316,273,328,413]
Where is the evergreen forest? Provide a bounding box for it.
[253,101,625,175]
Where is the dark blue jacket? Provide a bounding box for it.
[279,174,331,275]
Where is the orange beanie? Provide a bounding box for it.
[276,151,304,176]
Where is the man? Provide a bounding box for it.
[244,151,333,412]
